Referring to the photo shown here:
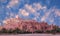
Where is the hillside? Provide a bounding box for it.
[2,16,57,33]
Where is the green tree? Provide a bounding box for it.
[35,30,43,33]
[1,28,7,33]
[12,28,22,34]
[7,29,13,34]
[56,28,60,33]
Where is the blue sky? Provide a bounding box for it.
[0,0,60,26]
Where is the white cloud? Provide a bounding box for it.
[54,9,60,16]
[34,13,40,18]
[18,3,47,20]
[41,11,51,22]
[49,7,60,17]
[33,3,47,11]
[50,7,60,17]
[6,12,15,18]
[7,0,19,8]
[18,3,47,15]
[15,15,19,19]
[33,3,42,10]
[40,7,60,23]
[24,3,46,13]
[19,9,29,16]
[24,4,36,13]
[40,7,53,22]
[3,20,7,24]
[0,23,2,26]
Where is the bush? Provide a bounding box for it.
[1,28,7,33]
[56,28,60,33]
[35,30,43,33]
[12,28,22,34]
[46,30,56,34]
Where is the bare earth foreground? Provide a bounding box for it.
[0,34,60,36]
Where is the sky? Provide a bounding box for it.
[0,0,60,26]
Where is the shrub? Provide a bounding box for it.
[1,28,7,33]
[35,30,43,33]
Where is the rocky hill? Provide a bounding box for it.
[1,16,57,33]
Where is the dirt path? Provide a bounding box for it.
[0,34,60,36]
